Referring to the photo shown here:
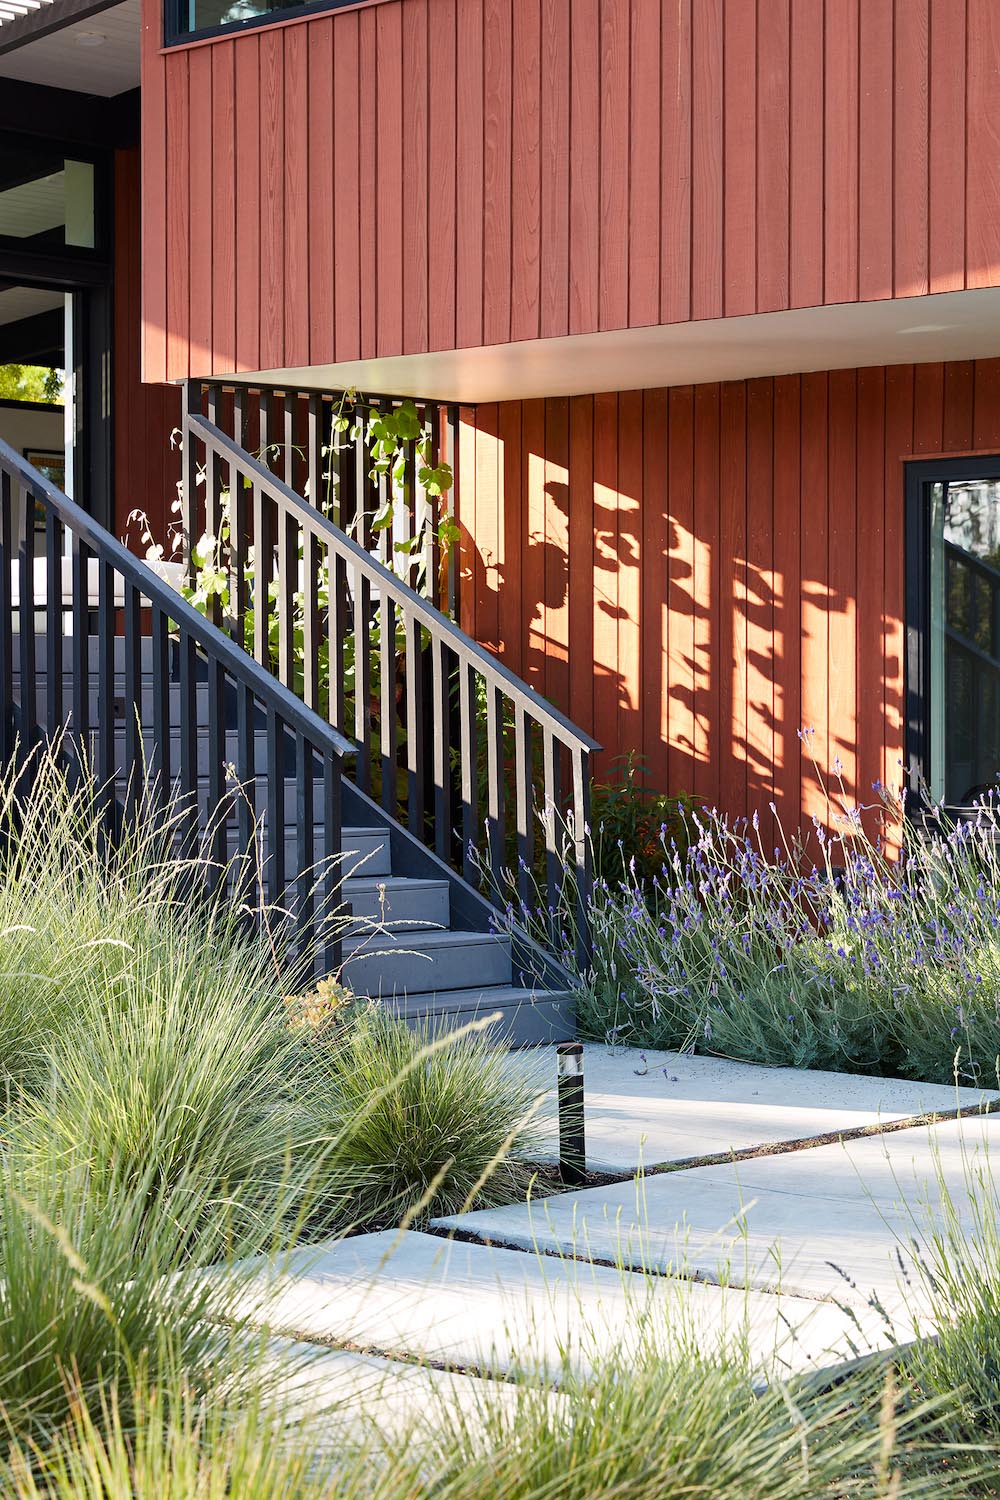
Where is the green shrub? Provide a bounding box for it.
[589,753,695,889]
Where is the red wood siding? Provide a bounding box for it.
[457,358,1000,832]
[114,147,181,544]
[142,0,1000,382]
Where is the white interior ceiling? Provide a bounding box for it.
[249,288,1000,405]
[0,0,138,94]
[0,284,63,328]
[0,171,64,238]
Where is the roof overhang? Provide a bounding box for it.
[245,288,1000,406]
[0,0,138,97]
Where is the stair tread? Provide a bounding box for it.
[343,875,446,892]
[392,985,569,1006]
[342,928,506,955]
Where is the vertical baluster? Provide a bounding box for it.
[404,610,424,834]
[513,705,534,907]
[354,401,369,548]
[307,392,323,512]
[71,532,90,779]
[149,603,170,809]
[425,406,440,609]
[354,569,371,792]
[252,481,274,671]
[459,657,478,883]
[123,578,141,819]
[379,590,397,815]
[17,484,36,749]
[95,552,114,824]
[542,727,563,940]
[233,457,249,649]
[444,405,460,621]
[572,746,592,969]
[302,522,322,713]
[266,706,285,909]
[183,381,202,586]
[0,472,11,762]
[259,390,273,472]
[178,626,198,851]
[233,383,246,452]
[45,507,61,734]
[277,499,297,690]
[205,652,226,889]
[485,682,505,890]
[322,748,342,975]
[235,681,257,903]
[329,551,347,732]
[296,731,315,949]
[431,636,451,860]
[203,433,224,629]
[283,391,295,488]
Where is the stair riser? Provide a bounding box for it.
[390,998,574,1048]
[342,936,512,995]
[342,882,449,929]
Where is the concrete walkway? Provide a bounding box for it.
[218,1056,999,1435]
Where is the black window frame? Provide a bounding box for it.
[163,0,373,47]
[905,452,1000,815]
[0,135,110,265]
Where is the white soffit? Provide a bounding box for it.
[0,0,55,27]
[0,284,63,327]
[251,288,1000,405]
[0,0,139,95]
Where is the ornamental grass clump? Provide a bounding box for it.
[573,754,1000,1084]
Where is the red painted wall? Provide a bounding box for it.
[114,146,181,544]
[142,0,1000,383]
[457,359,1000,831]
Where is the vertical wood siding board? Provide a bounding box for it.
[497,402,524,674]
[333,14,361,362]
[972,359,1000,449]
[788,0,824,310]
[913,362,945,454]
[690,0,723,320]
[858,0,893,301]
[799,372,829,822]
[823,0,859,305]
[376,3,404,357]
[745,379,775,814]
[719,382,748,817]
[306,19,334,367]
[965,0,1000,288]
[140,0,167,383]
[510,0,541,343]
[358,7,377,358]
[928,0,966,292]
[187,47,214,375]
[544,396,571,711]
[402,0,430,355]
[592,392,620,764]
[826,369,858,803]
[482,0,513,346]
[660,0,691,324]
[568,396,596,733]
[692,383,721,804]
[666,386,695,794]
[474,405,501,652]
[540,0,570,338]
[521,399,547,686]
[457,409,478,637]
[598,0,630,332]
[722,0,756,317]
[755,0,789,313]
[641,388,669,788]
[428,0,457,352]
[233,36,260,372]
[283,24,310,369]
[856,366,886,817]
[455,0,484,349]
[893,0,930,297]
[942,361,975,451]
[628,0,662,328]
[258,30,285,371]
[771,374,801,832]
[617,389,644,758]
[882,365,913,805]
[569,0,600,334]
[210,42,236,375]
[164,54,190,382]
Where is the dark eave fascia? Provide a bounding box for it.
[0,0,120,56]
[0,80,139,147]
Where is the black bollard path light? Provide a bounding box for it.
[556,1041,586,1186]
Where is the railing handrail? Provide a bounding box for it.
[0,435,356,762]
[189,413,602,758]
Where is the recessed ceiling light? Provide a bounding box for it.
[75,30,106,45]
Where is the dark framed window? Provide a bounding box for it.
[0,139,107,261]
[906,454,1000,811]
[164,0,369,46]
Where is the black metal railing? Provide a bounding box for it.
[182,398,600,965]
[0,435,354,972]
